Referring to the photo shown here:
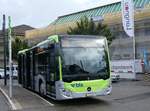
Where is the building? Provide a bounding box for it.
[26,0,150,61]
[0,25,34,68]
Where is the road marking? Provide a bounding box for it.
[25,89,54,106]
[0,87,17,110]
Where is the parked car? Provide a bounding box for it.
[111,72,120,82]
[0,68,4,79]
[6,65,18,79]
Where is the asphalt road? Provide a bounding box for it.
[0,91,11,111]
[47,81,150,111]
[18,80,150,111]
[1,77,150,111]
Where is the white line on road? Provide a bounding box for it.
[0,87,17,110]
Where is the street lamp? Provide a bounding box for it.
[8,16,13,98]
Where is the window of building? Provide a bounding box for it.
[121,31,128,38]
[136,53,141,59]
[123,54,130,58]
[112,55,121,60]
[145,28,150,36]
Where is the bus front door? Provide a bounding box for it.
[46,50,56,98]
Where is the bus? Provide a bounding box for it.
[18,35,112,100]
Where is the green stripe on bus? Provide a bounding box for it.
[64,79,109,93]
[58,56,62,81]
[48,35,59,43]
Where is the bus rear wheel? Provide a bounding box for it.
[39,82,45,96]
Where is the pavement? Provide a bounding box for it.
[0,74,150,111]
[0,90,11,111]
[0,79,54,111]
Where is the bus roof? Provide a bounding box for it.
[59,35,106,39]
[48,35,59,43]
[18,35,106,54]
[18,49,29,54]
[36,35,59,47]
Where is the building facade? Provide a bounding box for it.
[0,25,34,68]
[26,0,150,61]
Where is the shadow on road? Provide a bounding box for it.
[46,97,110,106]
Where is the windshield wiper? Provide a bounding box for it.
[96,68,106,74]
[99,74,110,80]
[63,74,90,82]
[63,77,74,83]
[68,64,90,74]
[80,60,84,71]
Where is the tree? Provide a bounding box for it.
[67,17,115,45]
[12,37,29,60]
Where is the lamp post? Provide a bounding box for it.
[8,16,12,98]
[2,14,7,86]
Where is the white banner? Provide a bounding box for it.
[111,60,142,79]
[121,0,134,37]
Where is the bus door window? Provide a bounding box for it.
[18,55,22,84]
[30,52,34,89]
[47,44,56,94]
[22,55,25,87]
[26,52,31,88]
[49,44,55,82]
[35,52,48,76]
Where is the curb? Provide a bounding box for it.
[24,88,54,106]
[0,87,17,110]
[0,85,54,110]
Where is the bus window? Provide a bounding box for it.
[49,51,55,81]
[35,52,49,76]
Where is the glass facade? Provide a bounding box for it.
[110,19,150,60]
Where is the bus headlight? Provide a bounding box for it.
[106,85,112,95]
[60,89,72,97]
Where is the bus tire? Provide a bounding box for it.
[39,81,45,96]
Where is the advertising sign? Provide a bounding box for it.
[121,0,134,37]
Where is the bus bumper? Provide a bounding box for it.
[56,85,112,100]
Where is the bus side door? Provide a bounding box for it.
[46,44,56,97]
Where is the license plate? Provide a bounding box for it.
[86,92,93,97]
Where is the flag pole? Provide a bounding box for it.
[133,35,136,79]
[131,0,136,79]
[132,0,136,80]
[2,15,7,86]
[132,2,136,80]
[8,16,12,98]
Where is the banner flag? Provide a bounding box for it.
[121,0,134,37]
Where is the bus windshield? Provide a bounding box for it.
[61,37,109,82]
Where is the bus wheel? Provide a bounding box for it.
[39,82,45,96]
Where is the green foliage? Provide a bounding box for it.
[67,17,115,45]
[12,37,29,60]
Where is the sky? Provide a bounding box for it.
[0,0,121,28]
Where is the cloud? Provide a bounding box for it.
[0,0,120,28]
[72,0,92,4]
